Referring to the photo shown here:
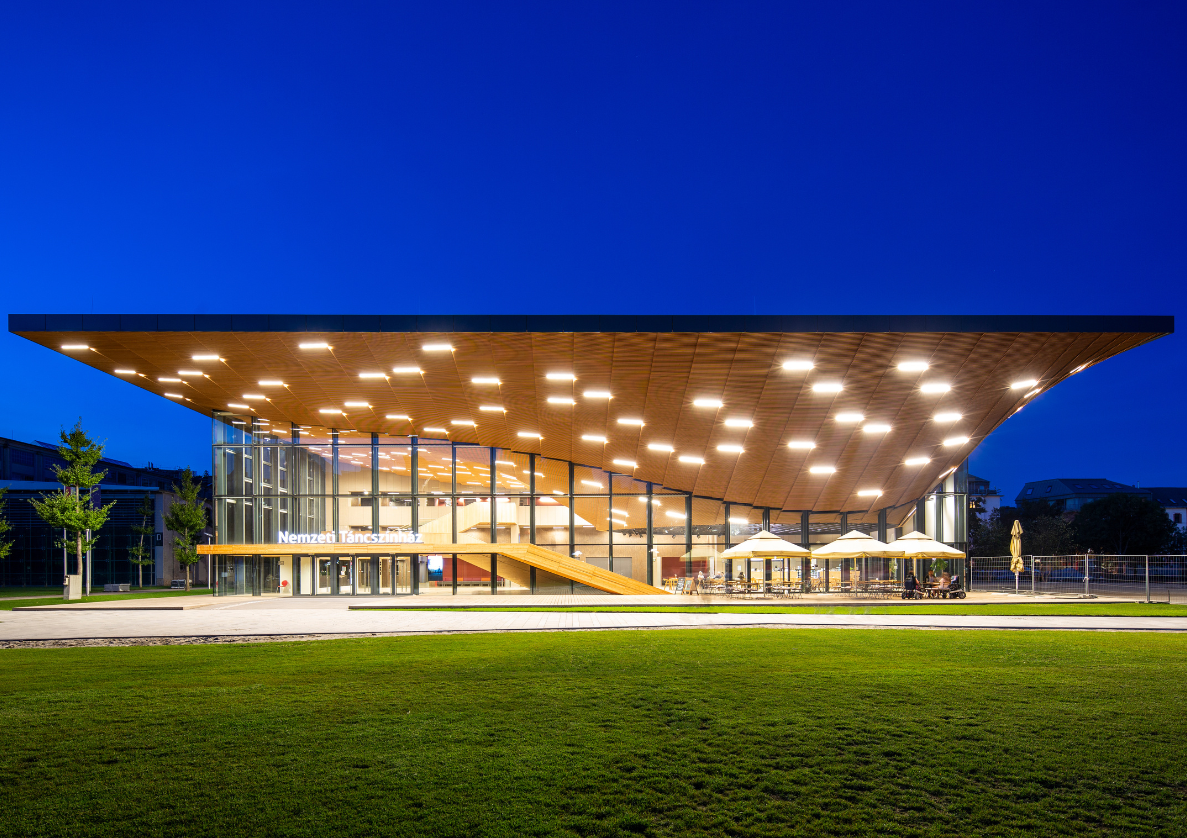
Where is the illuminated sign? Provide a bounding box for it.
[277,529,424,545]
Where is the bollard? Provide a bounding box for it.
[1145,555,1150,603]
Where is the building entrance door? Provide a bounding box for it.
[394,555,412,594]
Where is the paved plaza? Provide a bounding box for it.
[0,594,1183,645]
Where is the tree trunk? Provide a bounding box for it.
[138,562,142,590]
[76,532,84,597]
[185,564,191,591]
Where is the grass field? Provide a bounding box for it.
[385,602,1187,617]
[0,588,210,611]
[1,630,1184,837]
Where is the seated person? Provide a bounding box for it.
[903,573,920,597]
[938,572,951,590]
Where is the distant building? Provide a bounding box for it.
[968,473,1001,520]
[1145,488,1187,532]
[1015,478,1187,531]
[0,436,212,587]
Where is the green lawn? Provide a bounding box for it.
[1,630,1184,836]
[0,588,211,611]
[378,602,1187,617]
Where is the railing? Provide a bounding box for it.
[968,555,1187,602]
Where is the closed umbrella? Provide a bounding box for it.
[1009,519,1024,593]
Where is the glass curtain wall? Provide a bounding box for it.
[211,412,959,596]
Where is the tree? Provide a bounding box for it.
[164,468,206,591]
[28,421,115,593]
[968,500,1080,557]
[1073,493,1177,555]
[129,493,156,589]
[0,487,13,562]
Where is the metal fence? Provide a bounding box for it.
[968,555,1187,602]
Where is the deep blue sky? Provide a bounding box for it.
[1,2,1183,502]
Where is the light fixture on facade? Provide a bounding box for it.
[812,382,843,393]
[678,455,705,464]
[647,443,674,452]
[612,458,637,468]
[787,440,816,450]
[583,390,612,399]
[783,360,814,371]
[517,431,542,439]
[391,366,422,374]
[921,383,951,394]
[693,398,723,408]
[724,418,753,428]
[581,434,607,443]
[862,423,891,434]
[809,466,836,474]
[905,456,930,466]
[1011,379,1038,390]
[422,343,453,352]
[897,361,929,372]
[857,489,882,497]
[933,412,962,422]
[299,342,330,350]
[716,444,744,454]
[943,436,970,447]
[617,417,645,426]
[546,372,576,381]
[547,397,576,405]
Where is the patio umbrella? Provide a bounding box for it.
[1009,519,1024,592]
[885,530,966,558]
[720,530,811,559]
[812,530,902,585]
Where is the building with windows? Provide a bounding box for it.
[10,313,1172,596]
[967,473,1001,520]
[0,434,212,587]
[1016,478,1187,531]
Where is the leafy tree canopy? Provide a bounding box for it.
[1073,493,1176,555]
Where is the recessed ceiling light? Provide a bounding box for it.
[299,342,330,349]
[358,372,387,379]
[1011,379,1038,389]
[158,377,182,382]
[386,414,411,420]
[344,401,370,408]
[783,360,814,371]
[228,403,249,409]
[728,517,750,524]
[933,412,962,422]
[192,353,221,360]
[451,420,476,426]
[809,466,836,474]
[61,344,88,350]
[647,443,674,452]
[665,511,686,520]
[897,361,929,372]
[612,459,637,468]
[479,405,504,412]
[921,383,951,394]
[547,397,576,405]
[580,480,603,488]
[812,382,843,393]
[259,380,285,386]
[164,392,183,398]
[617,418,645,426]
[319,409,342,414]
[1025,388,1041,398]
[836,412,864,423]
[693,398,723,408]
[787,440,816,450]
[857,489,882,497]
[422,343,453,352]
[863,423,891,434]
[114,369,136,374]
[905,456,931,466]
[495,460,515,465]
[392,366,422,374]
[517,431,542,439]
[678,455,705,464]
[179,370,204,377]
[472,376,500,385]
[716,444,744,453]
[425,427,449,433]
[584,390,612,399]
[581,434,607,443]
[1071,364,1088,374]
[546,372,576,381]
[242,394,266,400]
[724,418,753,428]
[943,436,970,447]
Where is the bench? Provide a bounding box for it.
[170,579,187,589]
[103,583,131,592]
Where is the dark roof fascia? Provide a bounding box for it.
[8,313,1176,335]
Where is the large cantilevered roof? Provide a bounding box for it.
[9,314,1171,521]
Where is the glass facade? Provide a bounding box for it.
[211,412,965,595]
